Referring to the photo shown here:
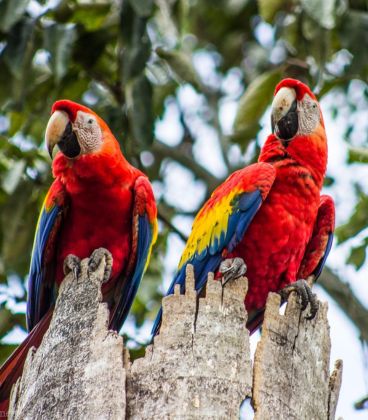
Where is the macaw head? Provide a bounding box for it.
[271,78,324,146]
[45,100,115,159]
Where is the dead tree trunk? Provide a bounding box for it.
[253,293,342,420]
[126,265,252,418]
[9,256,126,420]
[8,253,342,419]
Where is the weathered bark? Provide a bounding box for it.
[253,293,343,420]
[126,265,252,418]
[8,257,342,419]
[9,256,126,420]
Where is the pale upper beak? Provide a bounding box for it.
[45,110,69,158]
[45,110,81,159]
[271,87,299,141]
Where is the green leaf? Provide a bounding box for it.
[339,11,368,79]
[3,18,36,80]
[126,344,145,361]
[0,344,18,365]
[0,0,30,32]
[0,64,13,107]
[348,147,368,164]
[129,0,153,18]
[120,1,151,82]
[44,23,77,82]
[300,0,346,30]
[126,75,154,146]
[156,47,201,90]
[73,28,113,71]
[71,3,111,31]
[1,180,41,277]
[258,0,287,23]
[122,34,151,81]
[336,193,368,243]
[2,160,25,194]
[347,242,367,270]
[8,112,25,136]
[0,307,25,339]
[233,68,283,149]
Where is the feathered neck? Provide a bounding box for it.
[259,128,327,188]
[52,139,135,189]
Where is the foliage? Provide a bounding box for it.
[0,0,367,380]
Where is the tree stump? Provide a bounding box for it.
[8,255,342,419]
[9,253,126,420]
[253,293,343,420]
[126,265,252,419]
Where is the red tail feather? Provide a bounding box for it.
[0,308,53,414]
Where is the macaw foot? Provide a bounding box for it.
[88,248,113,283]
[63,254,81,280]
[279,279,319,320]
[219,257,247,287]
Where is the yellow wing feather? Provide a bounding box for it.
[178,187,240,268]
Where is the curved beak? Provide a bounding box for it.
[45,110,80,159]
[45,110,69,158]
[271,87,298,142]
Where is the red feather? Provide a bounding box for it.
[274,78,316,101]
[228,128,329,313]
[152,78,334,339]
[228,81,331,315]
[0,100,157,411]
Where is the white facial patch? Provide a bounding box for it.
[73,111,103,154]
[297,94,320,135]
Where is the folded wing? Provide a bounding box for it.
[152,162,276,335]
[110,176,158,331]
[27,180,67,332]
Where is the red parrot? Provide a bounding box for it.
[152,78,335,335]
[0,100,157,409]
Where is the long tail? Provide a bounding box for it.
[0,308,53,412]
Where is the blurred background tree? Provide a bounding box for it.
[0,0,367,416]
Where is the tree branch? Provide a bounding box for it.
[157,206,188,243]
[319,267,368,342]
[152,140,221,191]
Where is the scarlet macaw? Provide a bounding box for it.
[152,78,335,335]
[0,100,157,407]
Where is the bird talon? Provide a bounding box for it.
[63,254,81,280]
[305,293,319,320]
[88,248,113,283]
[219,257,247,287]
[279,279,319,320]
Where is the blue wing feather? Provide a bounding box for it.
[151,189,263,336]
[110,176,157,332]
[313,231,334,279]
[110,214,154,331]
[27,204,61,332]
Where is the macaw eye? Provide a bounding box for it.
[88,119,93,124]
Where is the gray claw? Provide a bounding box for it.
[88,248,113,283]
[219,257,247,287]
[63,254,81,280]
[279,279,319,320]
[306,291,319,320]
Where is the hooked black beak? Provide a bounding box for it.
[45,110,81,159]
[57,122,81,158]
[271,87,299,144]
[273,99,298,142]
